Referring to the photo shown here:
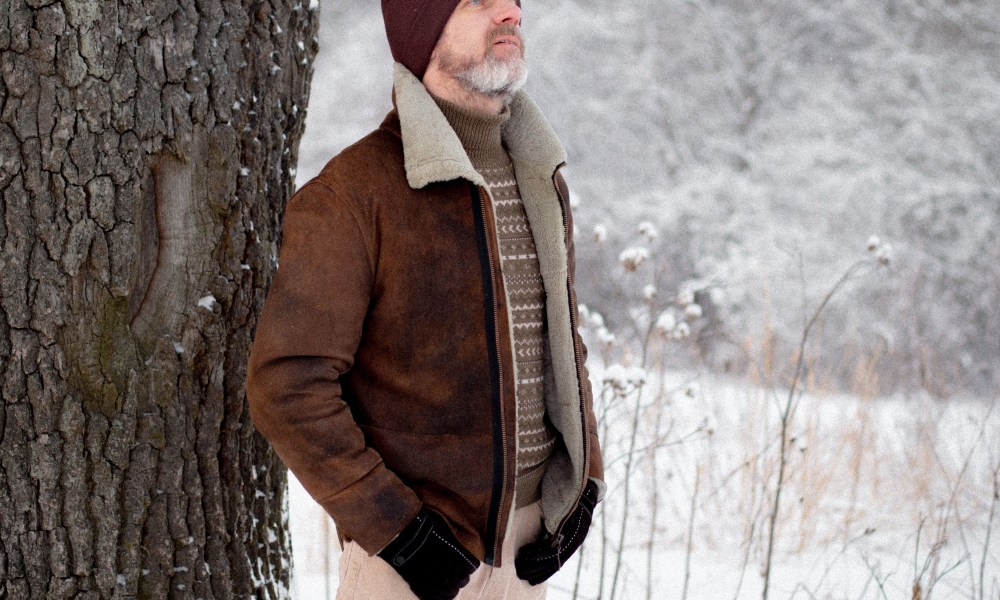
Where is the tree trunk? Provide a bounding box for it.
[0,0,318,597]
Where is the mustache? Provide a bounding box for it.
[489,24,524,47]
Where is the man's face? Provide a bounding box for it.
[430,0,527,99]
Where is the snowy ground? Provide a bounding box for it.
[286,370,999,599]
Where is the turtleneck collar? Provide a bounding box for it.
[432,95,511,153]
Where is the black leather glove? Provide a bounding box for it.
[378,508,480,600]
[515,480,599,585]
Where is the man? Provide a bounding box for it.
[247,1,604,598]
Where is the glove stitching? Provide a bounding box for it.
[433,531,478,570]
[402,526,433,561]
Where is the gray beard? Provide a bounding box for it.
[443,52,528,100]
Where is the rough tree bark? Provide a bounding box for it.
[0,0,318,597]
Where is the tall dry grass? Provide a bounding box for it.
[562,238,999,599]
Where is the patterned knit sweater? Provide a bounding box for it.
[436,97,559,507]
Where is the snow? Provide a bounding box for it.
[554,369,999,599]
[197,295,217,311]
[637,222,659,241]
[618,247,650,272]
[601,364,648,389]
[593,224,608,244]
[655,311,678,337]
[683,303,703,321]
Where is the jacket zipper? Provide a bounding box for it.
[473,185,509,566]
[551,170,590,547]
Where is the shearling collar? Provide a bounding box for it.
[392,62,568,191]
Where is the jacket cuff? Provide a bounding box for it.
[589,477,607,503]
[317,466,422,555]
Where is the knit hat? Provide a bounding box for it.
[381,0,460,80]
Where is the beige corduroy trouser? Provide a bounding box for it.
[336,501,548,600]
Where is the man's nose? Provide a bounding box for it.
[493,0,522,25]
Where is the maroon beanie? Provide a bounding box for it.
[381,0,460,80]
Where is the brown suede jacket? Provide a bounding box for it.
[247,64,604,567]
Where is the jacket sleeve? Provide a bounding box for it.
[556,171,605,489]
[246,181,421,554]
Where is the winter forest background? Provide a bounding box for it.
[287,1,999,599]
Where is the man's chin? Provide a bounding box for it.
[450,55,528,99]
[486,69,528,99]
[501,70,528,97]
